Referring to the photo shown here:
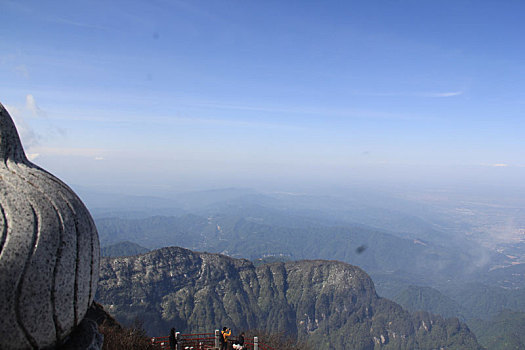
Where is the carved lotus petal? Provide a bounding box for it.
[0,103,100,349]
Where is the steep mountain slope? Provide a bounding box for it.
[469,310,525,350]
[393,286,468,320]
[96,246,481,350]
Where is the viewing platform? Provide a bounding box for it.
[151,330,275,350]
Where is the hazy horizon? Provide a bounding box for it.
[2,0,525,196]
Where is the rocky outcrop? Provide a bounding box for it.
[97,246,482,349]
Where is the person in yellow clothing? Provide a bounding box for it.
[221,327,231,350]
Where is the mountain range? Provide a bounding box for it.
[96,246,482,349]
[89,187,525,349]
[95,211,489,292]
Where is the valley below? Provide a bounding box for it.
[87,186,525,349]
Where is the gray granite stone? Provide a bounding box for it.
[0,103,100,349]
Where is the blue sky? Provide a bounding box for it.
[1,0,524,194]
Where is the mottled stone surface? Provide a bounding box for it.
[0,103,100,349]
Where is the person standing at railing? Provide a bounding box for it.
[232,332,245,350]
[169,328,177,350]
[220,327,231,350]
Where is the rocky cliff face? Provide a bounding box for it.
[96,246,481,349]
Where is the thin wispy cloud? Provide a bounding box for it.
[48,17,108,31]
[27,153,40,161]
[41,95,427,126]
[183,101,426,121]
[4,103,40,149]
[480,163,511,168]
[4,1,108,31]
[421,91,464,98]
[351,90,465,98]
[4,95,62,151]
[32,146,108,158]
[25,94,45,117]
[15,64,29,79]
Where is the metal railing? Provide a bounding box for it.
[244,340,276,350]
[151,332,215,349]
[151,331,273,350]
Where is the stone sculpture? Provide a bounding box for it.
[0,103,100,349]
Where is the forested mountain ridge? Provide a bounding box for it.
[95,212,487,289]
[96,246,482,350]
[101,241,150,257]
[469,310,525,349]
